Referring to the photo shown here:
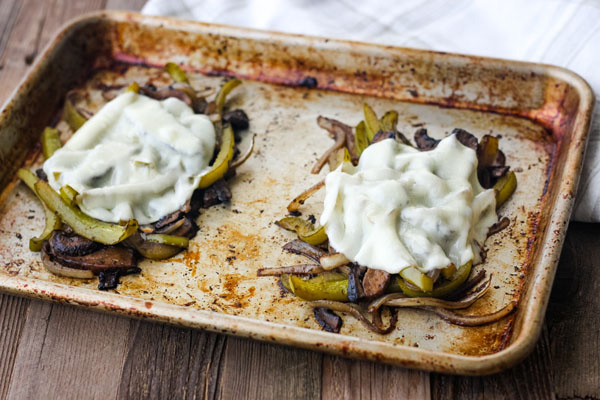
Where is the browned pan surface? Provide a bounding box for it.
[0,12,593,374]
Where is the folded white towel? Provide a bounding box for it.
[143,0,600,221]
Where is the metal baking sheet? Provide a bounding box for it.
[0,11,594,375]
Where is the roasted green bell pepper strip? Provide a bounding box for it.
[400,266,434,292]
[164,62,190,84]
[328,147,352,171]
[63,97,87,131]
[215,79,242,116]
[59,185,78,206]
[289,272,348,301]
[276,216,328,246]
[198,125,235,189]
[17,169,61,251]
[363,104,382,142]
[34,179,137,245]
[144,233,189,248]
[380,110,398,132]
[354,121,369,158]
[125,233,182,260]
[127,81,140,93]
[41,127,61,159]
[494,170,517,208]
[397,261,472,298]
[477,135,499,167]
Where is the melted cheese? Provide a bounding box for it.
[43,92,216,224]
[320,135,497,274]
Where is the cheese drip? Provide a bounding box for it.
[43,91,216,224]
[320,135,497,274]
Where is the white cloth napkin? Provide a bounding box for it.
[143,0,600,222]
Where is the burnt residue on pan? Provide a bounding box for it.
[0,13,593,373]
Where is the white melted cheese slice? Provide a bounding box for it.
[320,135,498,274]
[43,91,216,224]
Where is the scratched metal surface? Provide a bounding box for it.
[0,12,593,374]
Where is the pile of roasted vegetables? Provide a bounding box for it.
[258,104,517,334]
[18,63,252,290]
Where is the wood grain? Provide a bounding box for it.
[546,222,600,399]
[322,356,430,400]
[0,295,28,400]
[216,337,323,400]
[7,301,131,400]
[117,320,227,400]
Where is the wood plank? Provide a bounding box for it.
[546,222,600,399]
[322,355,430,400]
[0,0,21,68]
[0,295,29,400]
[430,325,554,400]
[216,337,322,400]
[116,320,227,400]
[6,301,131,400]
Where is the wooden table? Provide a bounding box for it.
[0,1,598,399]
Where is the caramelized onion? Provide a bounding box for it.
[257,264,324,276]
[287,180,325,212]
[282,239,327,263]
[229,134,255,170]
[369,275,492,312]
[320,253,350,270]
[425,301,517,326]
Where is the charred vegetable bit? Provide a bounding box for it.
[414,128,439,150]
[309,300,398,335]
[222,109,250,132]
[314,307,343,333]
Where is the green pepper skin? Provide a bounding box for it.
[198,125,235,189]
[397,261,472,298]
[17,169,61,251]
[165,62,190,84]
[494,170,517,208]
[275,216,328,246]
[289,273,348,301]
[215,79,242,116]
[34,179,137,245]
[42,127,62,159]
